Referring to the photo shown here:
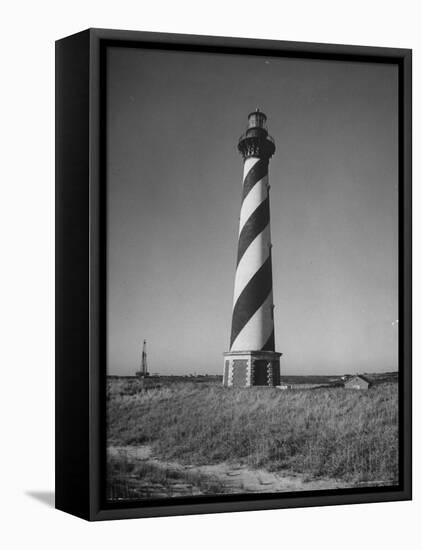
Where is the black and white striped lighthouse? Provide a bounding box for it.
[223,110,281,387]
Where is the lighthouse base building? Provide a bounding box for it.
[223,351,281,388]
[223,109,281,388]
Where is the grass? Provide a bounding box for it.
[107,453,226,500]
[107,379,398,485]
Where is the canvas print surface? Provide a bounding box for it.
[105,47,399,501]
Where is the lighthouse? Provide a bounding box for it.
[223,110,281,387]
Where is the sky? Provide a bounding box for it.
[106,46,398,376]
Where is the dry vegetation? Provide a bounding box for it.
[107,377,399,494]
[107,453,226,500]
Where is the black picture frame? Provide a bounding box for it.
[55,28,412,521]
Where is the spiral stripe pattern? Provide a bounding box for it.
[230,157,275,351]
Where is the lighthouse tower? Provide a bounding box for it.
[223,110,281,387]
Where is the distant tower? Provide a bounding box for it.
[223,110,281,387]
[136,339,149,377]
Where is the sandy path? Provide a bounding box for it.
[108,445,358,494]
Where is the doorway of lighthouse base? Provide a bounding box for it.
[252,360,271,385]
[251,359,281,386]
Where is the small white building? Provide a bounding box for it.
[344,375,372,390]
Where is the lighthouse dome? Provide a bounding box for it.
[247,108,267,130]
